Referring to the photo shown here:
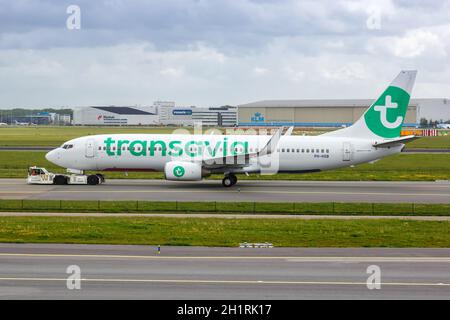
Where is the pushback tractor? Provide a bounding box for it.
[27,166,105,185]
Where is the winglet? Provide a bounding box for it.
[202,127,284,169]
[258,127,283,156]
[284,126,294,136]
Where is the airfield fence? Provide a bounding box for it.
[0,199,450,216]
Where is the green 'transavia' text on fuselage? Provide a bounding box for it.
[103,137,249,158]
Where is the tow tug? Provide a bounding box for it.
[27,166,105,185]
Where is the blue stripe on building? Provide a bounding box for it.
[238,122,417,127]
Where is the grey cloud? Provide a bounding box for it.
[5,0,449,52]
[1,0,450,108]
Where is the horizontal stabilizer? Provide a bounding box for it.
[373,135,419,148]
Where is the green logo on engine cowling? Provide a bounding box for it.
[364,86,410,138]
[173,166,185,177]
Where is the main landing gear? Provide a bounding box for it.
[222,173,237,187]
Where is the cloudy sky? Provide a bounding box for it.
[0,0,449,108]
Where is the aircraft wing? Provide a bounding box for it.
[373,135,419,148]
[202,127,283,170]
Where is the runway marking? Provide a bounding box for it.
[0,277,448,287]
[1,253,450,262]
[1,179,449,185]
[1,179,450,188]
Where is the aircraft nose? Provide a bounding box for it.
[45,149,58,164]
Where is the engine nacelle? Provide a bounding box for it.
[164,161,208,181]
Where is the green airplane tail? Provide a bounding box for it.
[324,70,417,139]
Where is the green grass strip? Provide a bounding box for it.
[0,216,448,247]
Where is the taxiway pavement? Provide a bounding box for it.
[0,244,449,299]
[1,179,450,203]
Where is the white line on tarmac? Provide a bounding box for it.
[1,253,450,262]
[1,179,449,186]
[0,277,448,287]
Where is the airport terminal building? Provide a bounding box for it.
[237,98,450,127]
[72,104,237,126]
[159,105,237,126]
[73,106,158,126]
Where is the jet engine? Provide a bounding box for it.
[164,161,209,181]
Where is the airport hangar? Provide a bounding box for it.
[237,98,450,127]
[71,98,449,127]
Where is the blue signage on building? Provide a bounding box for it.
[172,109,192,116]
[251,112,265,123]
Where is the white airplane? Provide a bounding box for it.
[46,70,418,187]
[14,120,30,126]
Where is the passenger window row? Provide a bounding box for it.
[277,148,330,154]
[96,145,330,154]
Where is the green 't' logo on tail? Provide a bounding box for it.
[364,86,411,138]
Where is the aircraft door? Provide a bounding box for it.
[343,142,352,161]
[85,139,95,158]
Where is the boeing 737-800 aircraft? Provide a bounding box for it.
[46,70,417,187]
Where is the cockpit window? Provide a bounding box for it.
[29,168,43,175]
[62,144,74,149]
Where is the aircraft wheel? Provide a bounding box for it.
[222,174,237,187]
[222,176,233,187]
[87,175,100,185]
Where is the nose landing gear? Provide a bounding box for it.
[222,173,237,187]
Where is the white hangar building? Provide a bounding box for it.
[237,98,450,127]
